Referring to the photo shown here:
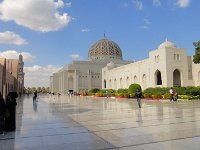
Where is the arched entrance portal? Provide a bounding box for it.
[173,69,181,86]
[104,80,106,88]
[155,70,162,85]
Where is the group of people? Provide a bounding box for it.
[0,91,18,134]
[169,87,178,101]
[135,88,178,108]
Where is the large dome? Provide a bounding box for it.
[88,38,123,61]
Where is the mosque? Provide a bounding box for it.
[50,37,200,93]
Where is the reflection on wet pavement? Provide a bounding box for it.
[0,94,200,150]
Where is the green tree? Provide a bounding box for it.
[128,84,142,94]
[31,87,36,93]
[193,41,200,64]
[46,87,49,93]
[41,87,46,93]
[37,87,42,93]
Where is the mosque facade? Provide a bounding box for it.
[50,38,132,93]
[102,40,200,90]
[50,38,200,93]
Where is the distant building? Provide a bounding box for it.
[50,38,200,93]
[0,54,25,98]
[50,37,132,93]
[102,40,200,90]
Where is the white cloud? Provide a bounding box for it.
[0,31,27,45]
[175,0,190,8]
[153,0,161,6]
[0,50,34,61]
[55,0,64,8]
[141,18,151,30]
[81,28,90,32]
[141,25,149,29]
[144,19,151,25]
[24,65,61,87]
[133,0,143,10]
[69,54,81,59]
[66,2,72,8]
[0,0,71,32]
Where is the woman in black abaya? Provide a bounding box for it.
[5,92,18,131]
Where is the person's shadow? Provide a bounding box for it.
[33,101,38,112]
[137,109,143,126]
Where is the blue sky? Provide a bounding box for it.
[0,0,199,87]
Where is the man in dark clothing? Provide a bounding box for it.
[135,89,142,108]
[33,90,38,101]
[0,92,6,134]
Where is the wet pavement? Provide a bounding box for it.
[0,94,200,150]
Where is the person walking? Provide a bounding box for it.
[0,92,6,134]
[173,89,178,101]
[135,89,142,108]
[169,87,174,102]
[106,90,109,98]
[33,90,38,101]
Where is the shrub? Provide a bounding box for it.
[128,84,142,94]
[152,94,163,99]
[129,93,135,98]
[123,93,130,97]
[117,88,128,94]
[143,93,152,98]
[108,89,116,94]
[178,95,191,99]
[109,93,116,96]
[87,92,94,96]
[143,87,169,95]
[117,93,124,97]
[95,92,106,97]
[188,95,200,100]
[163,93,170,99]
[89,88,100,93]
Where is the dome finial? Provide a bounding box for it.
[104,31,106,39]
[165,37,168,42]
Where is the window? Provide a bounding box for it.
[174,54,180,61]
[155,55,159,63]
[177,54,180,60]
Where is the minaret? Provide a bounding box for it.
[18,54,25,94]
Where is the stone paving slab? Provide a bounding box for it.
[1,95,200,149]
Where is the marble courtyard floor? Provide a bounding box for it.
[1,95,200,150]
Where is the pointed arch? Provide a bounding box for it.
[104,79,107,88]
[155,70,162,85]
[173,69,181,87]
[142,74,146,89]
[114,78,117,89]
[120,77,123,88]
[134,75,137,83]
